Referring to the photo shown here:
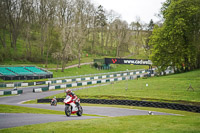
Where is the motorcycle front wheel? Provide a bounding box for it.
[76,105,83,116]
[65,105,71,117]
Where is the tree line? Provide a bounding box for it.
[1,0,199,73]
[0,0,153,71]
[149,0,200,72]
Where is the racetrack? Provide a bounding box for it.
[0,113,101,129]
[0,87,177,129]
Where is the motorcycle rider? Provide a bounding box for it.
[51,96,57,106]
[65,89,79,106]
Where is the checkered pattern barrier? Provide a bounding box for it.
[33,69,175,93]
[0,69,147,88]
[33,73,144,92]
[0,90,23,95]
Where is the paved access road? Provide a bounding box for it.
[0,88,176,129]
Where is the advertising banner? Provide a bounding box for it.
[104,58,152,65]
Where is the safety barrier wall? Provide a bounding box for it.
[33,69,174,93]
[33,73,144,92]
[0,68,174,88]
[0,90,23,95]
[0,69,148,88]
[37,98,200,113]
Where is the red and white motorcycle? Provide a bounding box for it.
[63,95,83,117]
[50,97,57,106]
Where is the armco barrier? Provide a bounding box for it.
[37,98,200,113]
[33,73,144,92]
[33,69,175,93]
[0,90,23,95]
[0,68,174,88]
[0,69,148,88]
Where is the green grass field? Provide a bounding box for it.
[0,104,64,115]
[0,104,103,117]
[0,104,200,133]
[0,66,199,132]
[51,64,148,77]
[47,69,200,106]
[1,73,200,133]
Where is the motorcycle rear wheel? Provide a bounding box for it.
[65,105,71,117]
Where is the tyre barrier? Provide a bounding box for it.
[0,90,23,95]
[37,98,200,113]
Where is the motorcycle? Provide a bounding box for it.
[51,98,57,106]
[63,95,83,117]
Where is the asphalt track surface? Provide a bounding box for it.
[0,87,177,129]
[0,113,101,129]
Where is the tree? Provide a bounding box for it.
[21,0,35,60]
[0,0,154,68]
[149,0,200,72]
[38,0,51,60]
[147,19,154,31]
[6,0,26,51]
[129,18,143,55]
[73,0,88,68]
[112,19,130,57]
[44,0,57,67]
[105,10,120,55]
[149,25,171,72]
[95,5,107,54]
[0,0,9,61]
[144,19,155,57]
[58,0,75,72]
[0,0,7,48]
[52,52,62,72]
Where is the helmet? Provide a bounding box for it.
[66,89,72,94]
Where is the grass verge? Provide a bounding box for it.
[0,104,104,118]
[67,70,200,106]
[1,102,200,132]
[0,110,199,133]
[0,104,64,115]
[25,70,200,106]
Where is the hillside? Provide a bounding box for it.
[48,69,200,106]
